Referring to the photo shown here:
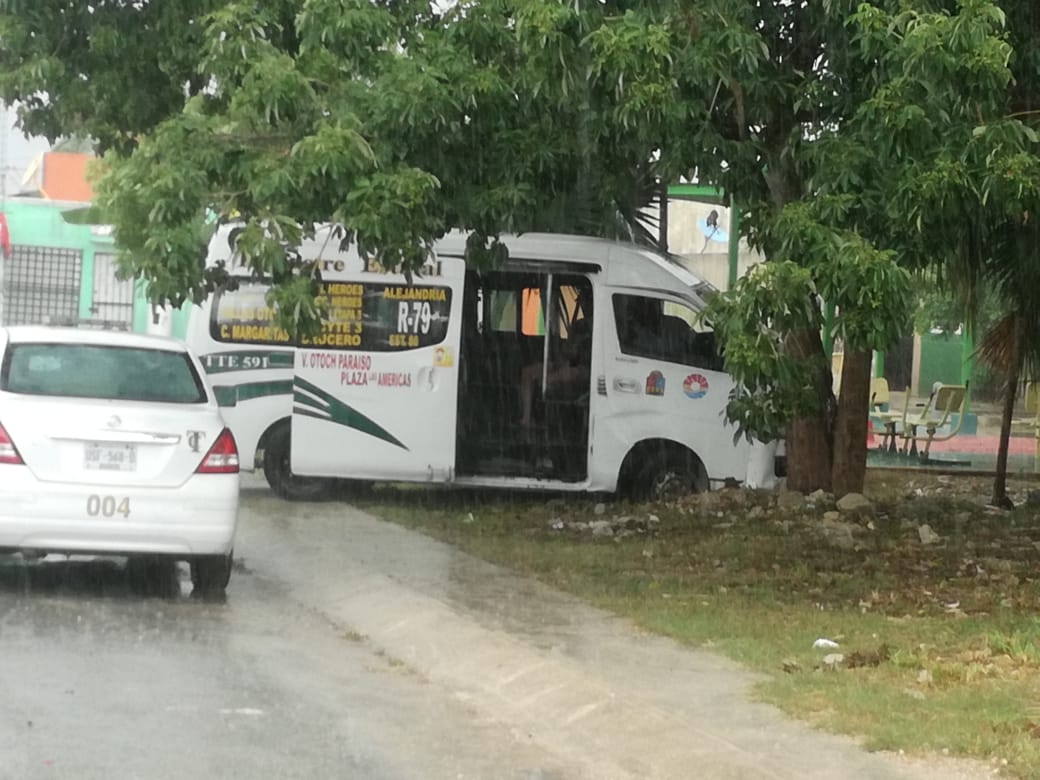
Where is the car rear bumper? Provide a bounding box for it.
[0,466,238,558]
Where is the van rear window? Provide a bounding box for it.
[1,343,208,403]
[210,281,453,351]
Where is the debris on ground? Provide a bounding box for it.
[836,492,875,518]
[529,472,1040,626]
[845,646,890,668]
[818,519,859,551]
[917,523,942,545]
[821,653,845,669]
[776,491,806,511]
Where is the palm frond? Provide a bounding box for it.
[523,163,664,247]
[974,313,1018,377]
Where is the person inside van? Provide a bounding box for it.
[518,317,592,430]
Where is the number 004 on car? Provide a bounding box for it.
[84,442,137,471]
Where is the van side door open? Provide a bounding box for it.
[455,268,595,482]
[290,269,465,482]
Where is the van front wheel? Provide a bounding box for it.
[263,422,334,501]
[638,451,704,502]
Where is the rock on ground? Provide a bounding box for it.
[836,492,875,519]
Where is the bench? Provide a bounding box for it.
[876,382,968,459]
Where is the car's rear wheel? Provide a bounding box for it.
[191,551,232,596]
[262,422,334,501]
[126,556,178,597]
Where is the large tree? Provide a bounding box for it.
[0,0,1021,496]
[3,1,667,312]
[0,0,219,154]
[866,0,1040,506]
[588,1,1020,493]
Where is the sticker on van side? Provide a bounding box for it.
[209,281,452,351]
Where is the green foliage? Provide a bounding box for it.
[764,203,914,352]
[706,208,914,444]
[5,0,1037,479]
[814,241,913,354]
[0,0,219,153]
[705,262,820,443]
[914,282,1003,337]
[579,1,1007,458]
[13,0,681,336]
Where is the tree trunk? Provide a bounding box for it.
[992,319,1022,509]
[784,328,834,493]
[831,349,872,496]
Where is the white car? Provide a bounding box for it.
[0,326,239,595]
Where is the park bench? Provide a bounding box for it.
[875,381,969,459]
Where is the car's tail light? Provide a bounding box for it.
[0,421,23,465]
[196,428,239,474]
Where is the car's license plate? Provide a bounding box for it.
[84,442,137,472]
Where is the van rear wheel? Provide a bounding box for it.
[263,422,334,501]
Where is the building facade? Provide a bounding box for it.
[0,197,147,332]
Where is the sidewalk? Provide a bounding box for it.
[239,477,994,780]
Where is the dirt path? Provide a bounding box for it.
[239,479,997,780]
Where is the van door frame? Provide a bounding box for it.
[454,262,599,486]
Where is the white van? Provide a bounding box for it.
[183,226,784,500]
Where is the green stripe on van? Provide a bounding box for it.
[293,377,407,450]
[213,380,293,408]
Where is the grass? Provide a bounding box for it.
[358,471,1040,777]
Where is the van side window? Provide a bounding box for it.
[612,294,723,371]
[209,280,452,351]
[488,290,518,332]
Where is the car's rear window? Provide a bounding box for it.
[0,343,208,404]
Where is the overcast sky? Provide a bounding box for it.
[1,104,51,200]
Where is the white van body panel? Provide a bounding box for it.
[183,226,780,495]
[183,280,297,471]
[590,280,750,491]
[290,257,466,482]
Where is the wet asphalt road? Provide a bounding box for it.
[0,523,566,779]
[0,477,993,780]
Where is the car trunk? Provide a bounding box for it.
[1,395,225,488]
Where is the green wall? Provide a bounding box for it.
[3,198,135,324]
[917,332,967,395]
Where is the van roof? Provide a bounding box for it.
[434,231,623,263]
[205,224,717,302]
[435,231,717,301]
